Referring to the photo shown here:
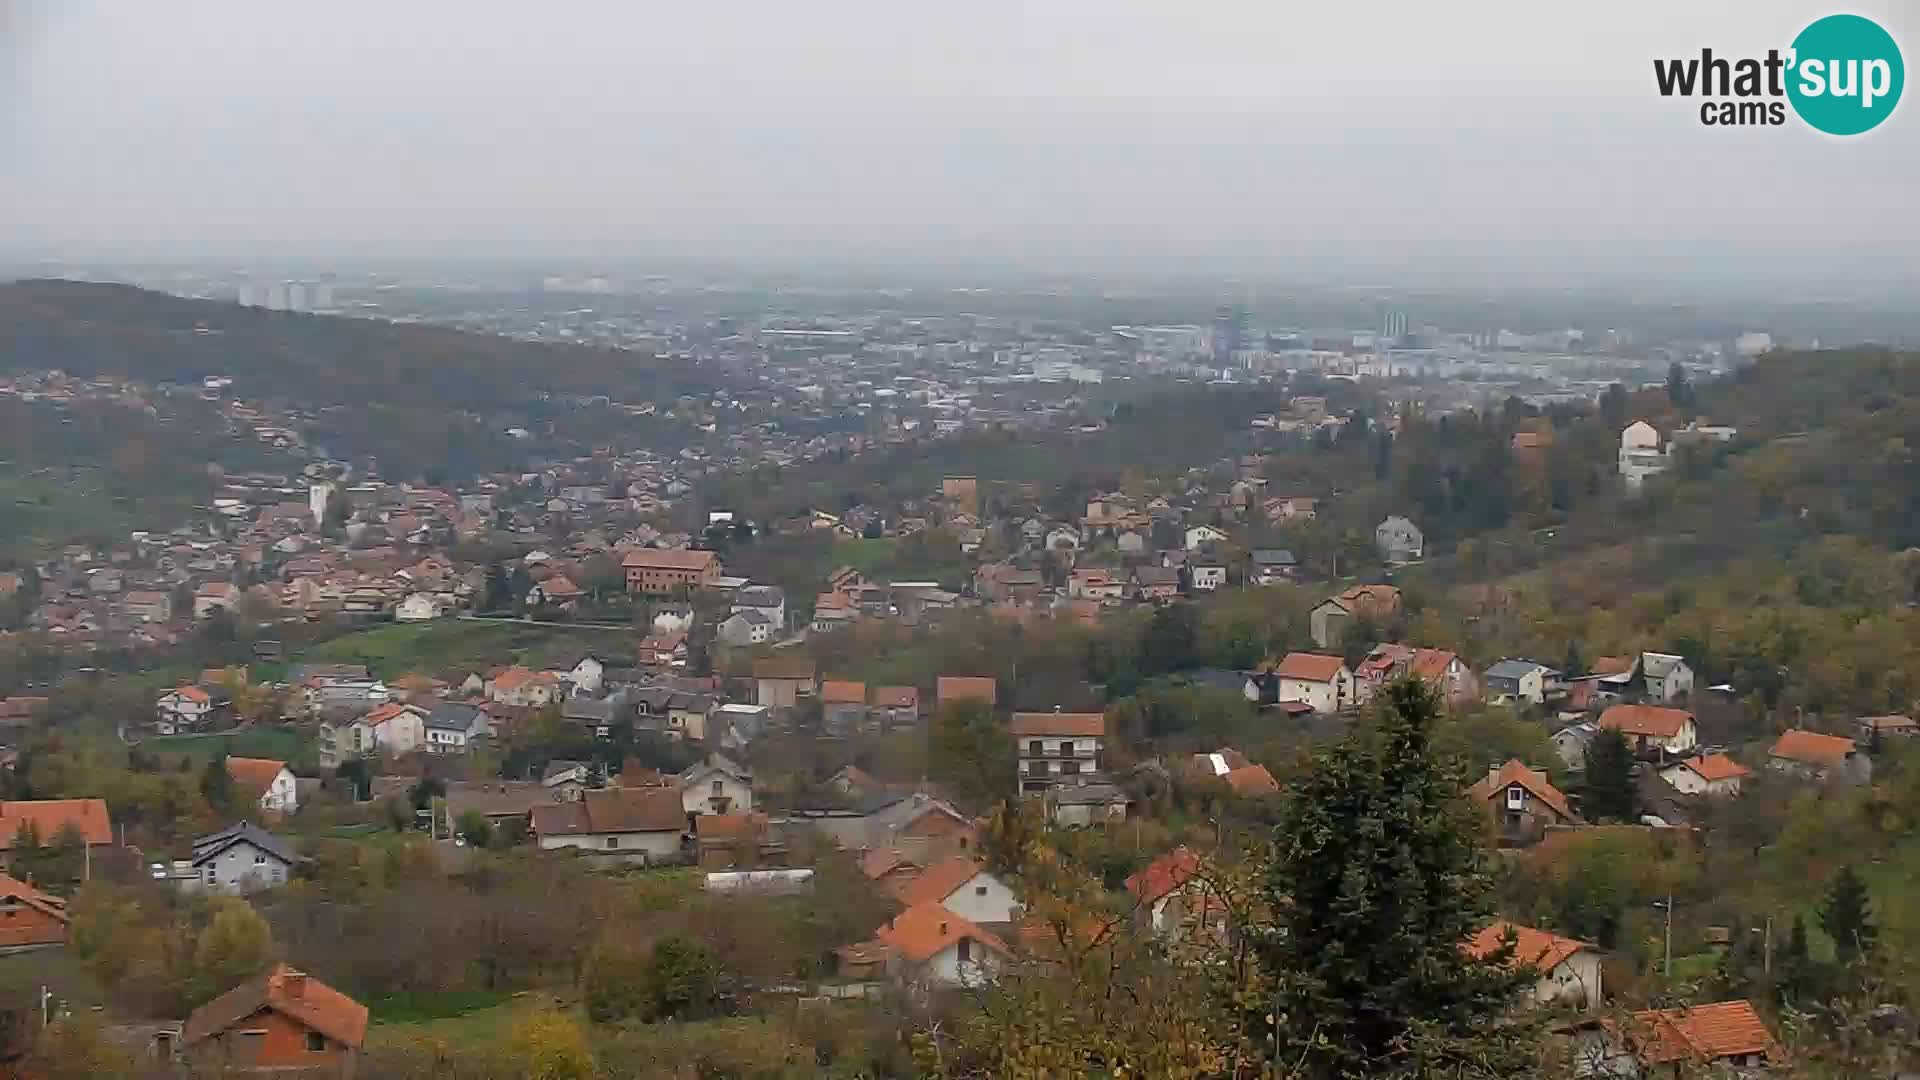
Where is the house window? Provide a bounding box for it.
[1057,740,1072,757]
[711,780,724,795]
[975,885,988,897]
[1028,740,1043,756]
[1062,760,1081,775]
[306,1031,327,1052]
[255,854,266,865]
[605,836,618,849]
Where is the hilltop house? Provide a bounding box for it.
[753,656,817,708]
[842,901,1010,989]
[1308,584,1402,648]
[530,785,688,866]
[180,965,367,1078]
[1466,760,1578,845]
[1375,515,1424,563]
[183,823,299,895]
[1768,729,1869,782]
[1659,753,1753,797]
[680,753,754,816]
[226,758,299,815]
[1619,420,1668,488]
[1466,921,1601,1009]
[1598,704,1699,758]
[1251,653,1354,714]
[622,548,721,595]
[891,855,1022,925]
[1483,660,1560,707]
[820,680,869,736]
[1011,711,1106,795]
[424,702,487,753]
[0,872,68,950]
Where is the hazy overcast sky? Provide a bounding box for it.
[4,1,1917,277]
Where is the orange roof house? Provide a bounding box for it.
[1222,764,1280,796]
[1010,711,1106,738]
[1466,760,1578,843]
[820,680,868,705]
[1598,705,1693,738]
[182,965,369,1072]
[0,872,69,948]
[936,676,997,708]
[873,686,919,711]
[1124,846,1203,907]
[891,855,991,908]
[1625,1000,1778,1069]
[870,901,1011,965]
[1768,729,1859,771]
[0,798,113,849]
[225,757,290,798]
[1273,653,1348,683]
[1466,920,1591,972]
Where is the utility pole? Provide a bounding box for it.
[1763,915,1773,976]
[1663,891,1673,979]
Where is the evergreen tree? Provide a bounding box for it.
[1259,679,1539,1077]
[1562,639,1586,679]
[1819,865,1877,964]
[1582,727,1637,822]
[1666,362,1696,410]
[200,753,234,815]
[483,562,512,612]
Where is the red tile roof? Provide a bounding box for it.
[1409,648,1460,681]
[1465,920,1591,972]
[0,799,113,848]
[1768,729,1856,767]
[1010,711,1106,738]
[1599,704,1694,739]
[937,676,997,705]
[893,855,989,908]
[1591,656,1635,676]
[1223,764,1280,795]
[860,848,919,881]
[872,901,1010,964]
[621,548,718,571]
[1670,753,1752,783]
[1628,1000,1777,1065]
[820,680,867,705]
[183,964,369,1050]
[694,811,767,842]
[0,872,67,947]
[225,757,288,796]
[1125,846,1202,906]
[1274,652,1347,683]
[1467,760,1576,821]
[489,666,537,690]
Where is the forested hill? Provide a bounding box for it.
[0,279,717,412]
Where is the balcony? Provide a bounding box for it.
[1021,744,1099,759]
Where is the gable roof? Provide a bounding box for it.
[873,686,919,709]
[182,964,369,1050]
[1768,729,1856,767]
[0,871,68,946]
[1465,920,1592,973]
[1467,760,1576,821]
[1628,1000,1777,1065]
[1665,753,1752,784]
[820,680,867,705]
[425,702,484,732]
[225,757,289,796]
[1486,658,1552,680]
[1409,648,1461,681]
[859,847,919,881]
[872,901,1011,964]
[936,675,997,705]
[893,855,991,908]
[529,785,686,836]
[1125,846,1203,906]
[1590,655,1636,676]
[192,822,298,867]
[1222,763,1280,795]
[1274,653,1348,683]
[0,798,113,848]
[1599,704,1694,739]
[621,548,717,571]
[1010,711,1106,738]
[752,655,817,680]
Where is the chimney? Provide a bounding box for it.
[282,971,307,999]
[1053,704,1062,712]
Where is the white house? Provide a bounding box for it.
[1045,525,1082,552]
[1374,515,1424,563]
[1639,652,1695,703]
[1189,563,1228,592]
[1598,704,1699,757]
[1483,660,1559,706]
[1184,524,1229,551]
[680,754,754,816]
[1271,653,1354,714]
[652,605,694,635]
[1011,711,1106,795]
[858,901,1009,989]
[395,592,443,622]
[730,585,786,631]
[1659,753,1752,797]
[1619,420,1668,488]
[892,856,1022,925]
[718,608,775,646]
[155,686,217,735]
[1467,922,1601,1010]
[529,786,688,866]
[182,823,297,896]
[424,703,486,753]
[565,656,605,696]
[226,757,299,815]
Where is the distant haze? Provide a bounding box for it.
[4,0,1918,282]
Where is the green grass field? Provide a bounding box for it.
[144,725,309,764]
[298,620,635,679]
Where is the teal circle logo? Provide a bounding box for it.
[1787,14,1903,135]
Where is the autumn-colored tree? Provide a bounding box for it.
[506,1004,595,1080]
[193,897,276,999]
